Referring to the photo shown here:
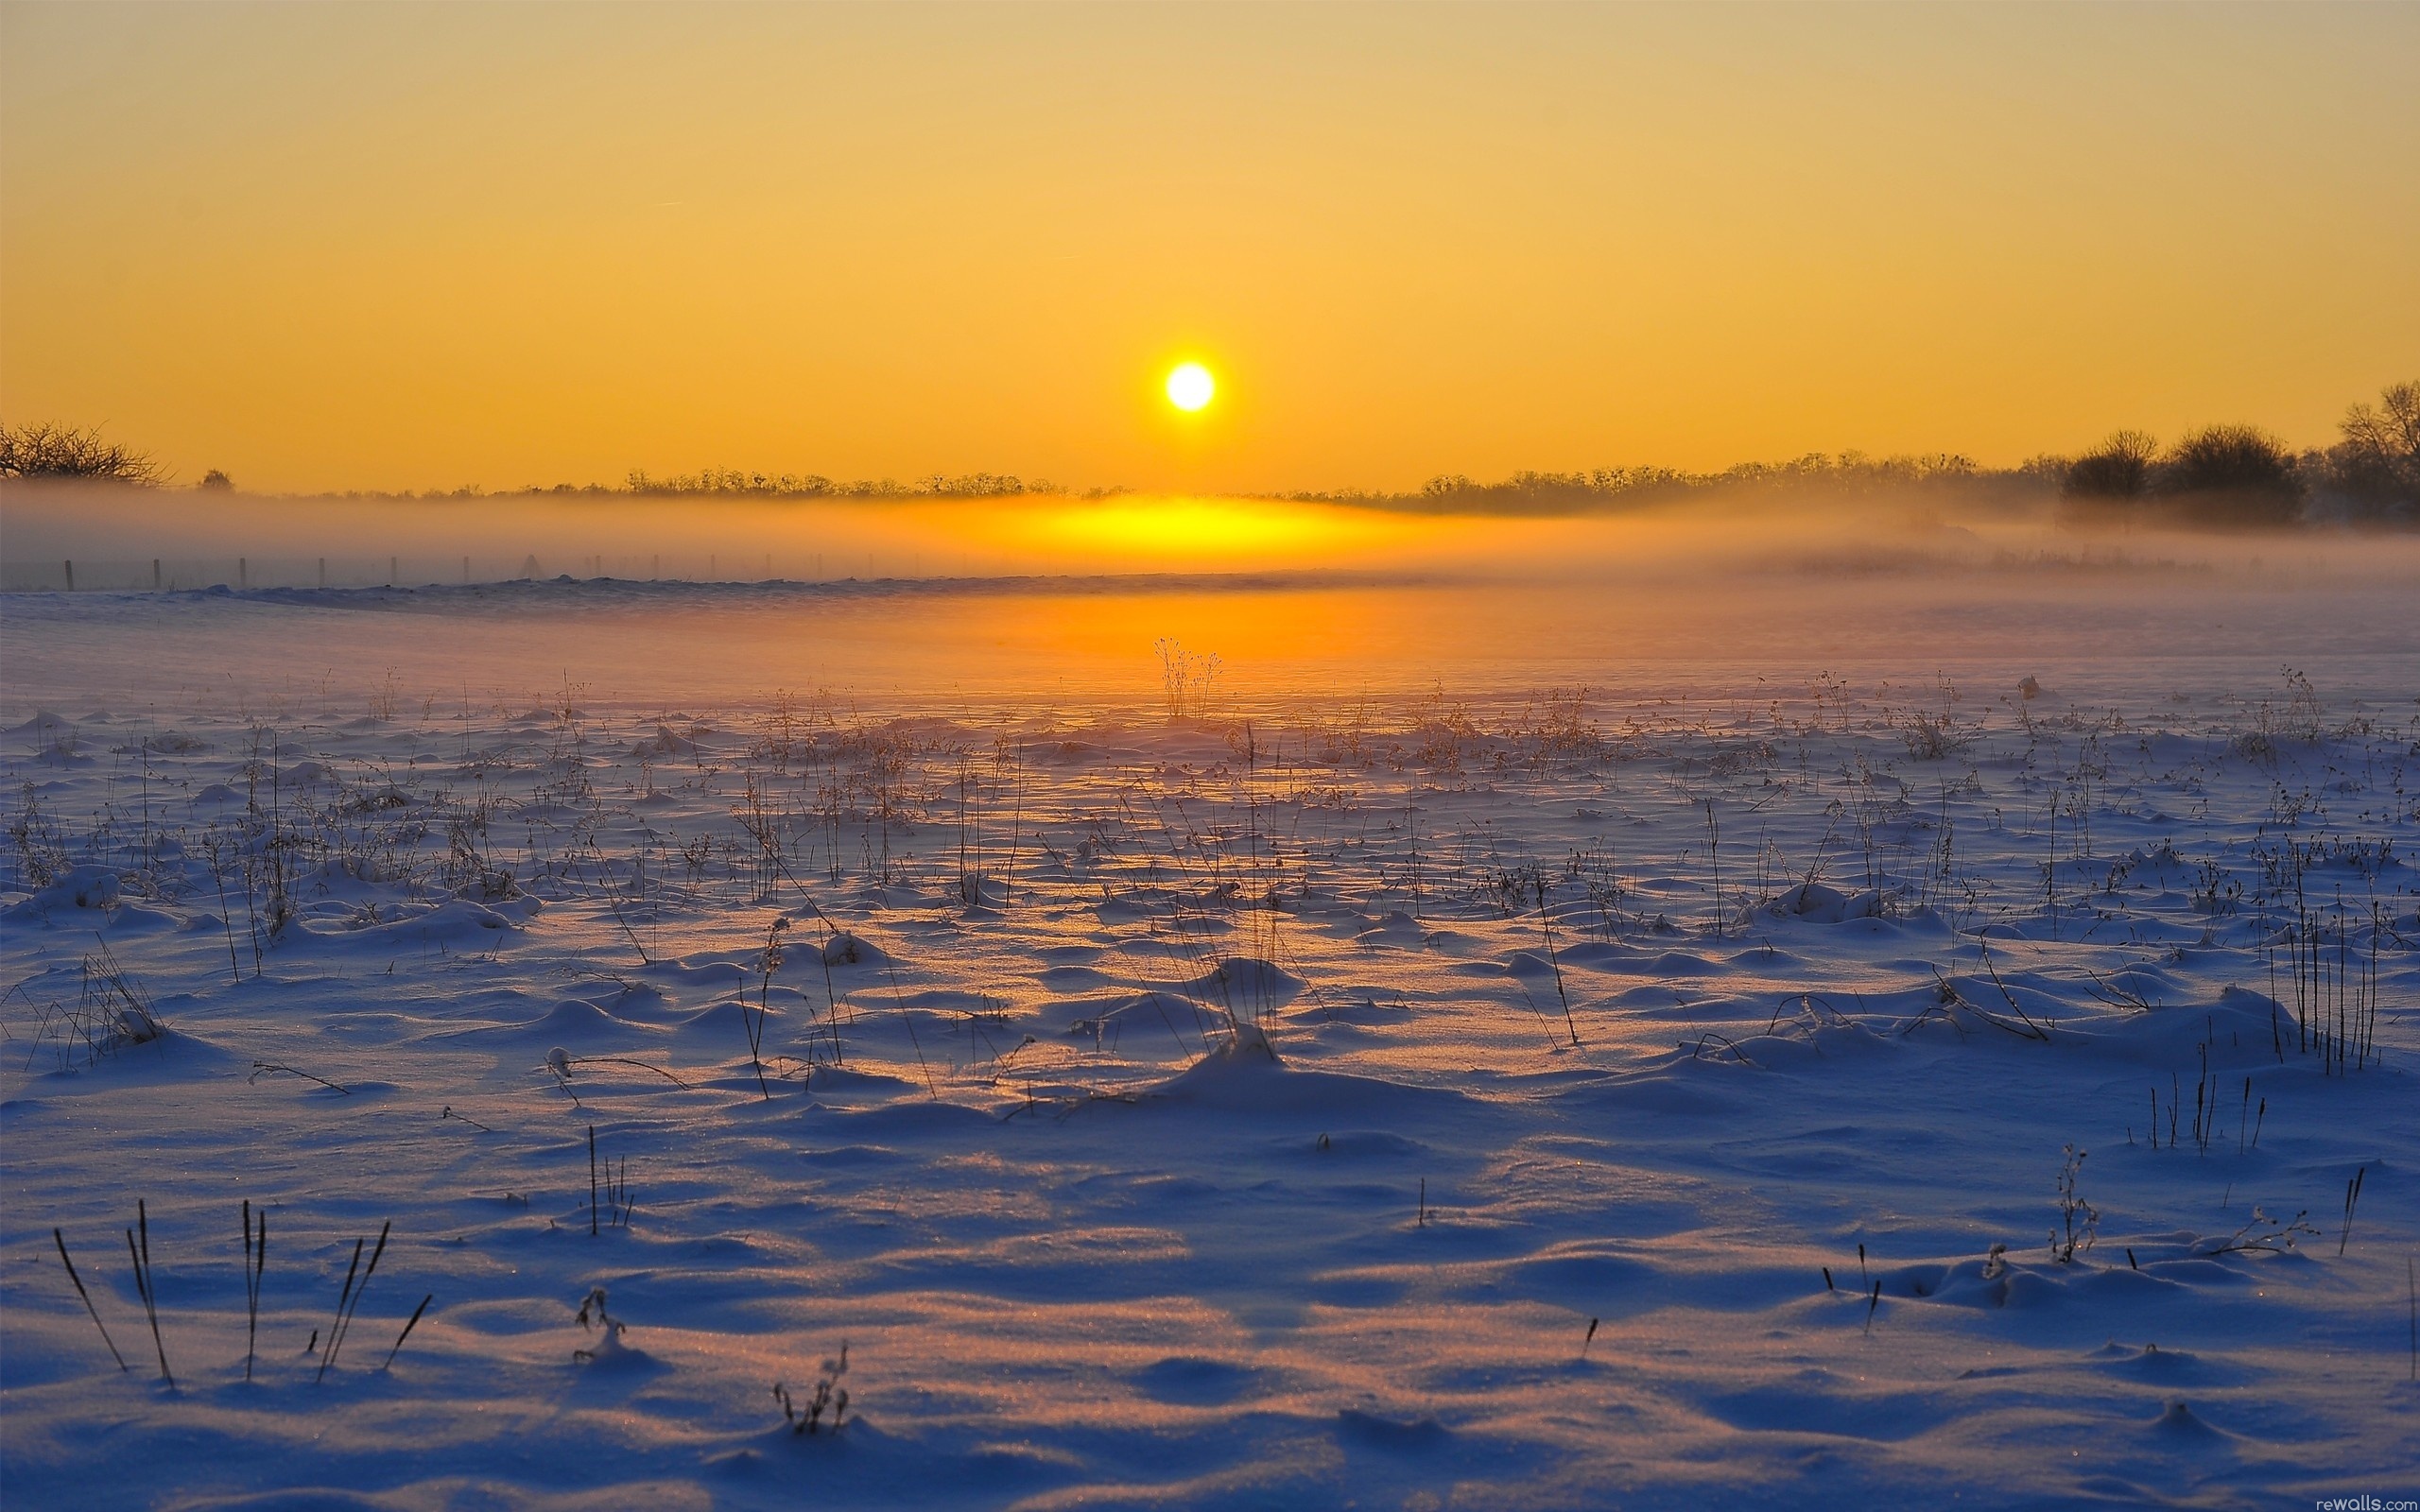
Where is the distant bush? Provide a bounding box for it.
[2157,424,2297,495]
[0,422,164,486]
[2060,431,2158,503]
[198,469,233,491]
[2151,424,2302,525]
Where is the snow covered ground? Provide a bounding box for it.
[2,572,2415,1509]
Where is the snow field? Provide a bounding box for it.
[3,589,2417,1509]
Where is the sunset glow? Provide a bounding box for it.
[4,6,2411,493]
[1028,494,1395,566]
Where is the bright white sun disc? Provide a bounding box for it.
[1166,363,1215,412]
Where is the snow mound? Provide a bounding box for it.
[674,1000,770,1055]
[7,864,122,916]
[821,932,890,967]
[1335,1408,1450,1451]
[1748,881,1886,924]
[1179,957,1305,1008]
[469,999,654,1047]
[372,899,523,943]
[7,710,75,740]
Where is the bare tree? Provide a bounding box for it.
[2342,380,2420,459]
[2060,430,2159,503]
[2321,380,2420,519]
[0,422,165,486]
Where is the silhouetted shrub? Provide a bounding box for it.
[0,422,164,485]
[2152,425,2302,525]
[2061,431,2159,503]
[199,470,234,491]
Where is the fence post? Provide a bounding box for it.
[239,558,247,589]
[153,559,163,590]
[389,556,397,586]
[63,559,74,592]
[319,557,326,589]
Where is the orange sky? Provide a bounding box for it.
[4,3,2415,495]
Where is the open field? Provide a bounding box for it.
[3,572,2415,1509]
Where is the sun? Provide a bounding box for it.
[1164,362,1216,412]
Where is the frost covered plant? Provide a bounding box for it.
[573,1286,626,1362]
[2187,859,2240,916]
[1895,711,1968,762]
[8,782,71,887]
[21,944,167,1073]
[746,915,789,1100]
[2201,1208,2321,1257]
[2049,1145,2098,1263]
[1981,1242,2009,1280]
[1153,638,1220,721]
[545,1047,583,1108]
[772,1343,851,1435]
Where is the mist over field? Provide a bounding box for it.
[9,473,2420,589]
[9,472,2419,718]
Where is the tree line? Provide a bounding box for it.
[2057,381,2417,526]
[1308,379,2415,525]
[6,378,2413,526]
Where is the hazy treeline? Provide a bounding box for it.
[5,380,2412,528]
[0,438,1082,504]
[2056,381,2417,528]
[229,470,1076,505]
[613,469,1061,500]
[1291,451,2051,517]
[1298,379,2419,526]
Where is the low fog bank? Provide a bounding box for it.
[6,479,2415,720]
[7,479,2420,594]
